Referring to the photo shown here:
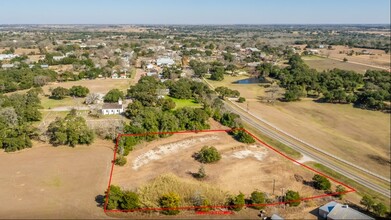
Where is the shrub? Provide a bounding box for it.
[115,156,127,166]
[233,130,255,143]
[312,174,331,190]
[335,185,346,199]
[120,191,140,210]
[238,97,246,103]
[284,190,300,207]
[250,191,266,210]
[193,165,206,179]
[159,192,181,215]
[194,146,221,163]
[227,192,245,211]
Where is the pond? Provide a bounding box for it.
[234,78,260,84]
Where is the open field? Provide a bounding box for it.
[302,56,384,73]
[317,46,390,70]
[206,77,391,179]
[42,78,133,94]
[0,140,114,219]
[111,131,336,213]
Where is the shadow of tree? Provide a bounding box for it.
[95,194,105,207]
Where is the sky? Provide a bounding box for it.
[0,0,390,24]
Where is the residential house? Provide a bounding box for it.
[0,54,18,61]
[319,201,374,220]
[1,64,15,69]
[157,57,175,66]
[101,99,124,115]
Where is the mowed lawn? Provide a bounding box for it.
[40,96,85,109]
[167,97,202,109]
[207,76,391,178]
[302,56,384,74]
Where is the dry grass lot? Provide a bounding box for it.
[42,78,133,94]
[112,132,328,208]
[318,46,390,70]
[302,56,384,74]
[207,76,390,179]
[0,140,114,219]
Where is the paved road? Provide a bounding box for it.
[202,77,391,197]
[224,102,391,197]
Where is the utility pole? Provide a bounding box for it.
[272,179,275,195]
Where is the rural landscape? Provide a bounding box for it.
[0,0,390,219]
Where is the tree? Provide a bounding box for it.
[284,190,300,207]
[373,202,387,217]
[47,110,94,147]
[85,93,101,104]
[159,192,181,215]
[312,174,331,190]
[210,67,224,81]
[360,195,375,211]
[161,98,176,111]
[335,185,347,199]
[250,191,266,210]
[69,85,89,97]
[227,192,245,211]
[343,57,348,62]
[50,86,69,99]
[194,146,221,163]
[104,89,124,103]
[106,185,123,210]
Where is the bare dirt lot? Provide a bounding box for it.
[112,131,328,208]
[0,140,114,219]
[207,76,391,179]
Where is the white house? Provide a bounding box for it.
[101,99,124,115]
[157,57,175,66]
[53,56,65,61]
[0,54,18,61]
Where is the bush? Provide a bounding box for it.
[312,174,331,190]
[227,192,245,211]
[120,190,140,210]
[194,146,221,163]
[159,192,181,215]
[238,97,246,103]
[249,191,266,210]
[115,156,127,166]
[284,190,300,207]
[233,130,255,144]
[69,85,89,97]
[193,165,206,179]
[335,185,346,199]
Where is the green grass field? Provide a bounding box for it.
[40,96,85,109]
[167,97,202,109]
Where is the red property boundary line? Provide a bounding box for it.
[103,128,355,213]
